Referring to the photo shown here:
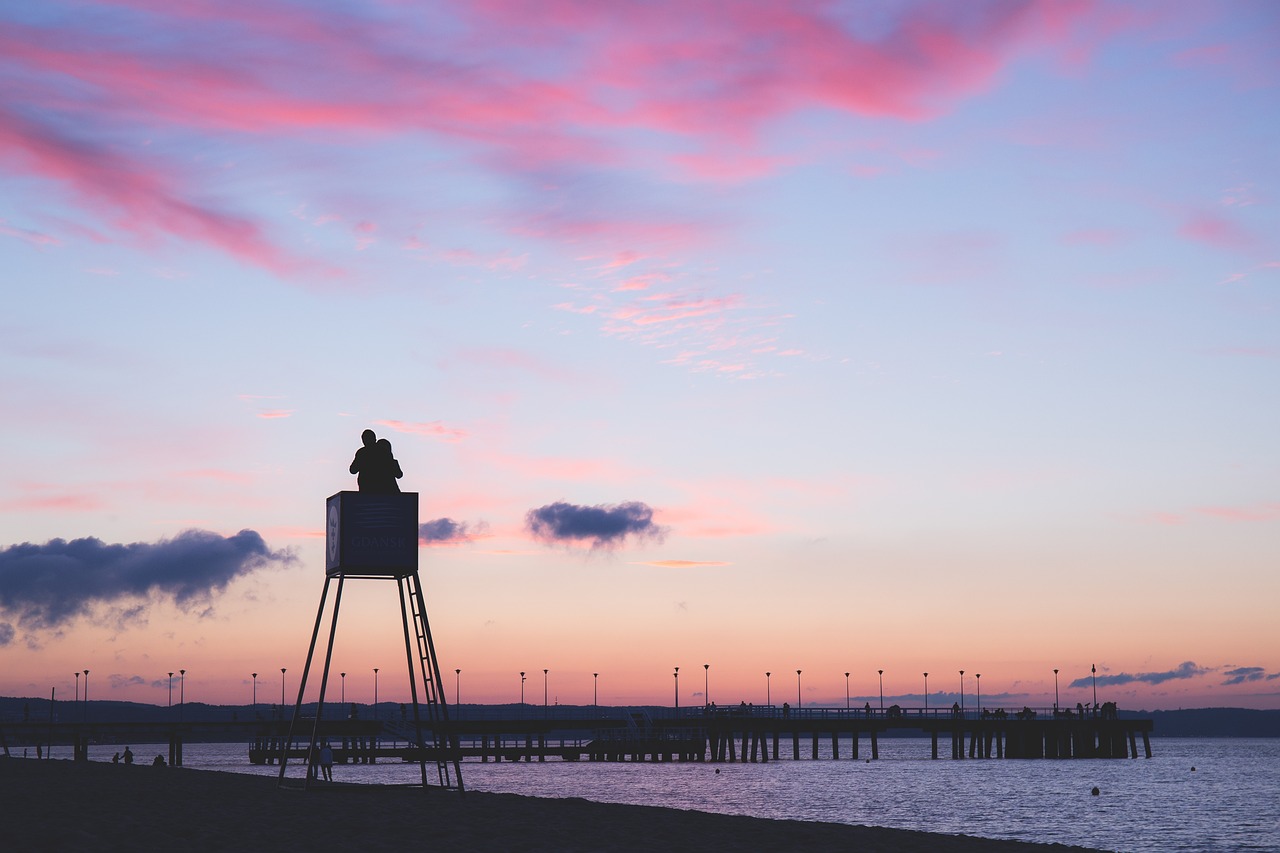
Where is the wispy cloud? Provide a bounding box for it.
[375,419,468,443]
[1221,666,1280,686]
[1069,661,1208,688]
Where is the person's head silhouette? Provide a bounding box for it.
[361,429,376,447]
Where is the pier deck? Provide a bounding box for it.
[1,705,1154,765]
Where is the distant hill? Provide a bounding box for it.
[1123,707,1280,738]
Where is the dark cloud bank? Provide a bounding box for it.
[526,501,665,550]
[0,529,293,643]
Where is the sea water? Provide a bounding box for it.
[83,738,1278,852]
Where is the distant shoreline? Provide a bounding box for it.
[1,757,1104,852]
[3,696,1277,738]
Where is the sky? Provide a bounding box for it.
[1,0,1277,714]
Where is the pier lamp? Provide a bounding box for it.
[976,673,981,711]
[594,672,598,707]
[1092,664,1097,709]
[704,664,710,706]
[84,670,89,717]
[520,671,526,705]
[455,669,460,707]
[924,673,929,714]
[373,668,379,719]
[281,668,286,711]
[1053,669,1059,711]
[341,672,346,705]
[168,672,173,709]
[674,667,679,709]
[543,669,549,716]
[796,670,802,708]
[766,672,771,706]
[959,670,965,714]
[845,672,850,710]
[179,669,185,722]
[252,673,257,708]
[878,669,884,711]
[75,671,80,703]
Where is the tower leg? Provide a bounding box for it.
[278,576,334,787]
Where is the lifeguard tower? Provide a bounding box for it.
[277,490,463,792]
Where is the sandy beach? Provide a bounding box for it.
[1,757,1104,852]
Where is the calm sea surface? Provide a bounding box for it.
[81,738,1278,852]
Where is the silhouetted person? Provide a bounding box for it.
[372,438,403,492]
[349,429,379,490]
[123,746,134,764]
[320,741,334,781]
[152,754,165,766]
[349,430,404,493]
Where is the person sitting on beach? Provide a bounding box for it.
[152,754,165,767]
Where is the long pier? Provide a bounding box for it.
[1,705,1153,766]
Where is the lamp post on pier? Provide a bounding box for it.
[341,672,346,705]
[168,672,173,710]
[765,672,771,706]
[83,670,89,722]
[975,673,981,711]
[593,672,598,707]
[178,669,184,721]
[1092,664,1097,709]
[845,672,850,710]
[796,670,802,708]
[252,673,258,709]
[1053,669,1059,712]
[878,669,884,710]
[373,668,379,719]
[520,671,526,705]
[543,669,548,716]
[704,664,710,706]
[674,667,679,709]
[923,672,929,713]
[75,672,80,704]
[455,669,460,707]
[280,668,286,713]
[959,670,965,714]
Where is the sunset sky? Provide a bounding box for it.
[2,1,1277,713]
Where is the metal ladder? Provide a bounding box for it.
[401,569,464,792]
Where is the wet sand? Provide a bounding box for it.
[0,758,1103,852]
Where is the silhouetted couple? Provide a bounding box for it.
[350,429,403,493]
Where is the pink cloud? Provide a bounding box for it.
[633,560,732,568]
[0,492,105,513]
[1195,503,1280,523]
[614,272,671,292]
[614,294,743,328]
[256,410,294,419]
[0,106,320,276]
[0,0,1146,276]
[1179,212,1255,251]
[0,218,59,246]
[375,419,468,443]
